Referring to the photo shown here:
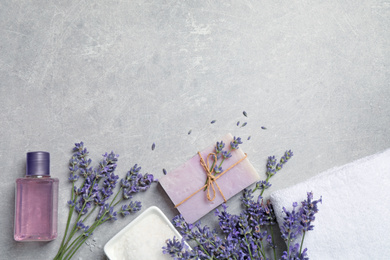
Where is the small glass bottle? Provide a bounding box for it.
[14,151,59,241]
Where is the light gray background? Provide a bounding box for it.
[1,0,389,259]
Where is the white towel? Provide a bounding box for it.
[269,149,390,260]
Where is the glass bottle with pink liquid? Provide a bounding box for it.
[14,151,59,241]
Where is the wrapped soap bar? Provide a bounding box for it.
[159,133,260,223]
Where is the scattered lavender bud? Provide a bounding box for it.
[211,120,216,124]
[241,122,247,127]
[243,111,248,117]
[151,143,156,150]
[188,130,192,135]
[261,126,267,130]
[163,168,167,175]
[237,121,240,126]
[247,136,251,140]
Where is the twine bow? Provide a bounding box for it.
[175,151,247,208]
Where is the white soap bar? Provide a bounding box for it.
[104,206,183,260]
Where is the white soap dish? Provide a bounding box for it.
[104,206,184,260]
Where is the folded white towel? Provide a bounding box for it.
[269,149,390,260]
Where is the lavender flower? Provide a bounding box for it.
[119,201,142,216]
[121,164,156,199]
[162,237,194,259]
[230,136,242,149]
[281,243,309,260]
[299,192,322,232]
[55,142,156,260]
[266,155,277,177]
[266,150,293,177]
[76,221,86,230]
[215,140,225,154]
[267,234,276,250]
[214,166,223,174]
[106,206,118,221]
[281,203,302,244]
[68,173,79,182]
[276,150,294,171]
[171,215,195,240]
[279,191,321,259]
[222,150,232,159]
[103,172,119,189]
[215,204,239,235]
[255,180,272,191]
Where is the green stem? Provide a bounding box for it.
[58,225,79,258]
[299,231,306,256]
[110,187,123,207]
[261,176,271,196]
[244,234,253,259]
[58,196,90,258]
[217,148,233,169]
[55,205,75,259]
[113,198,123,207]
[270,225,277,260]
[255,240,266,259]
[287,233,291,259]
[55,186,76,259]
[194,238,214,259]
[88,178,97,196]
[58,182,123,259]
[63,209,109,260]
[60,232,85,259]
[55,178,83,259]
[82,205,97,222]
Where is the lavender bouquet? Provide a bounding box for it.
[54,142,156,260]
[163,141,321,260]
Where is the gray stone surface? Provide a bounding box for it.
[1,0,389,259]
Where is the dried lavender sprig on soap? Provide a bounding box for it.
[203,137,243,190]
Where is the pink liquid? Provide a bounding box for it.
[14,176,59,241]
